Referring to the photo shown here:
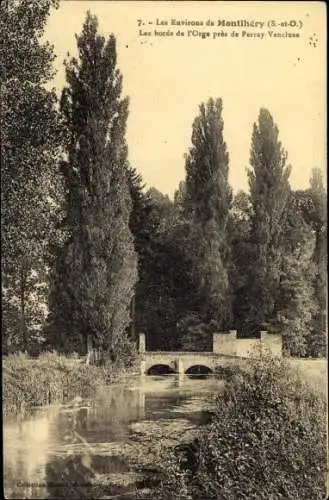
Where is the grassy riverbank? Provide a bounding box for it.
[3,351,128,414]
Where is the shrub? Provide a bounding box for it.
[154,348,327,499]
[214,364,241,380]
[2,351,118,413]
[194,349,327,499]
[135,437,194,500]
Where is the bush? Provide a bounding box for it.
[154,349,327,499]
[214,364,241,380]
[2,351,118,413]
[133,432,195,500]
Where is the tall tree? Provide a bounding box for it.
[132,187,186,350]
[246,108,291,333]
[176,99,232,349]
[182,98,232,347]
[48,13,137,357]
[307,169,327,356]
[126,180,195,351]
[126,165,158,341]
[295,169,327,356]
[276,192,318,356]
[1,0,63,353]
[228,190,254,335]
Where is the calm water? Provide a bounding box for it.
[4,374,224,499]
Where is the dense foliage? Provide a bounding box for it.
[226,110,326,356]
[194,353,326,499]
[228,190,254,334]
[1,0,63,353]
[47,13,137,357]
[3,351,120,413]
[151,352,327,499]
[1,4,326,358]
[182,98,232,340]
[1,5,327,498]
[129,183,194,350]
[296,169,327,356]
[246,109,291,333]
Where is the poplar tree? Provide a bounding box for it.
[183,98,232,344]
[49,13,137,357]
[246,109,291,333]
[246,111,322,356]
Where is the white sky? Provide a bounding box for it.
[45,1,326,198]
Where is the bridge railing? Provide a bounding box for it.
[141,351,246,359]
[138,331,283,358]
[143,351,215,356]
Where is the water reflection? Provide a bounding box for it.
[4,375,224,499]
[4,408,59,499]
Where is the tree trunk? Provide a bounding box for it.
[19,266,28,352]
[86,334,93,365]
[131,294,136,340]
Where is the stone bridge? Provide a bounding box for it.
[140,351,243,375]
[138,331,282,375]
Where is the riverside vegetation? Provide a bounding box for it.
[137,351,327,500]
[4,351,326,499]
[3,348,138,414]
[2,1,327,364]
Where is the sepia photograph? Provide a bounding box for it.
[1,1,327,498]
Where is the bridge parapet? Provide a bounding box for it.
[213,330,282,358]
[139,333,282,359]
[143,351,219,356]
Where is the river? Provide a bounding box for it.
[4,374,225,499]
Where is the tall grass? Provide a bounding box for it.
[2,351,122,413]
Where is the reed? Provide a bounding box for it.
[2,351,120,413]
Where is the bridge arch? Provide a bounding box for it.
[185,364,213,376]
[147,364,175,375]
